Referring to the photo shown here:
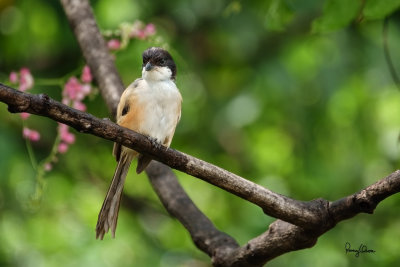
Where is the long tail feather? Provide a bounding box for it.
[96,153,133,239]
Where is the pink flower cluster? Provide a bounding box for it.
[8,65,95,175]
[9,67,34,92]
[8,65,93,155]
[106,21,156,51]
[131,22,156,40]
[23,127,40,142]
[9,67,35,121]
[107,39,121,50]
[58,65,93,153]
[62,65,92,112]
[58,123,76,154]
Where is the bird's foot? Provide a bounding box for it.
[148,136,162,150]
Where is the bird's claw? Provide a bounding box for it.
[148,136,162,149]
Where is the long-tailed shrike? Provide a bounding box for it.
[96,47,182,239]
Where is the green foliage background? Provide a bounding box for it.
[1,0,400,266]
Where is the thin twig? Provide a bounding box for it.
[383,17,400,90]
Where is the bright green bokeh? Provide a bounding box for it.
[1,0,400,266]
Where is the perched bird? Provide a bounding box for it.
[96,47,182,239]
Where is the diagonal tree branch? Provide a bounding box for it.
[60,0,124,116]
[0,0,396,266]
[145,162,240,258]
[226,170,400,266]
[59,0,240,262]
[2,82,400,265]
[0,83,321,228]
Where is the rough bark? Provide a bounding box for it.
[59,0,241,264]
[2,82,400,266]
[60,0,123,116]
[1,0,398,265]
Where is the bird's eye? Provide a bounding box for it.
[160,59,166,65]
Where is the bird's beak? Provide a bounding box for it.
[145,62,154,71]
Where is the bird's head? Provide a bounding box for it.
[141,47,177,82]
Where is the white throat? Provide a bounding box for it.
[142,66,173,82]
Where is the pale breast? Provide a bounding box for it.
[135,80,182,143]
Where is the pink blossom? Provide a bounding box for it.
[107,39,121,50]
[19,68,34,91]
[130,21,144,38]
[29,131,40,141]
[137,30,146,40]
[75,92,84,102]
[63,76,91,103]
[61,131,75,144]
[23,127,40,142]
[44,163,52,171]
[9,68,34,91]
[58,143,69,153]
[9,72,18,83]
[58,123,75,144]
[58,123,69,134]
[144,23,156,36]
[73,101,86,111]
[81,84,91,95]
[62,98,70,106]
[20,112,31,120]
[130,22,156,40]
[23,128,30,137]
[63,77,82,100]
[75,84,91,101]
[81,65,92,83]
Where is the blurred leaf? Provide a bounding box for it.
[312,0,361,33]
[223,0,242,17]
[264,0,294,32]
[363,0,400,20]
